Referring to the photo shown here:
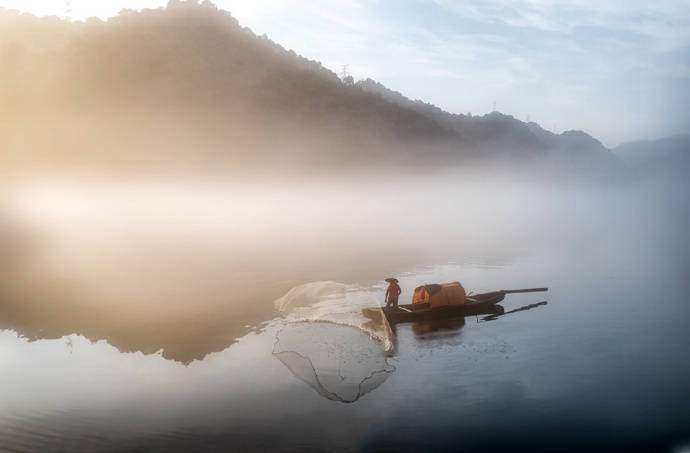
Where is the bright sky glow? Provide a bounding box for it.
[2,0,689,146]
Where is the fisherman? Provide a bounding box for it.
[385,278,402,309]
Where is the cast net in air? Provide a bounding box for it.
[273,281,396,403]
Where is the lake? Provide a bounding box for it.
[1,179,688,452]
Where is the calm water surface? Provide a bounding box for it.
[1,183,689,452]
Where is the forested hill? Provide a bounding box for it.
[0,0,624,181]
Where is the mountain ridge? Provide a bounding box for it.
[0,0,624,181]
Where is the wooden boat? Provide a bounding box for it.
[364,288,547,324]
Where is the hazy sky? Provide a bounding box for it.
[2,0,689,147]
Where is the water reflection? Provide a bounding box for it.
[388,305,505,352]
[0,197,422,364]
[2,180,687,451]
[481,301,548,321]
[401,304,504,340]
[411,316,467,338]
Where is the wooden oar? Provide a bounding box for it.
[500,287,548,294]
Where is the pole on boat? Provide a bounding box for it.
[500,287,548,294]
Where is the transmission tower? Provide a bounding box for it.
[340,64,350,80]
[64,0,72,20]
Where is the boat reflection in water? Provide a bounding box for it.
[402,301,547,346]
[403,304,503,343]
[481,301,548,321]
[411,316,468,339]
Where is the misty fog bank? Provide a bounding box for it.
[1,176,686,362]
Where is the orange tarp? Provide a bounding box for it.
[412,282,466,308]
[412,287,430,304]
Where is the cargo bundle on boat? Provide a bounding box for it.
[412,281,467,308]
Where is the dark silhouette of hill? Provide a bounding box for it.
[0,0,624,181]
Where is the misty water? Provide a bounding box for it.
[1,178,688,452]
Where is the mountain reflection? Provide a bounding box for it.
[1,176,651,364]
[0,188,427,363]
[1,181,544,363]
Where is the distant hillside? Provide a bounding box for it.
[0,1,625,181]
[357,78,623,178]
[614,134,690,180]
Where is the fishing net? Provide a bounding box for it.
[273,281,396,403]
